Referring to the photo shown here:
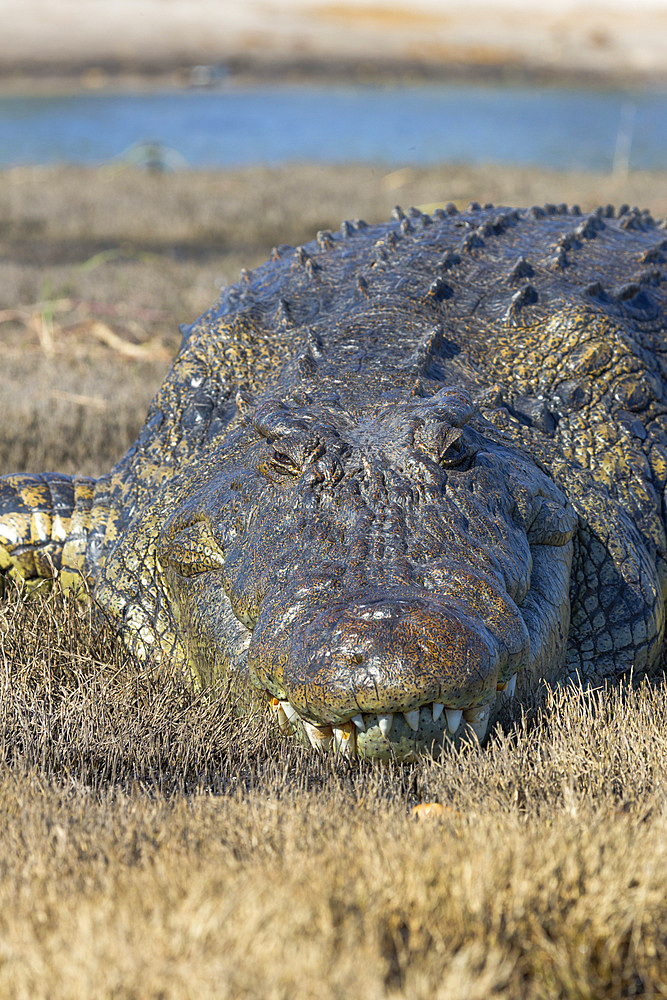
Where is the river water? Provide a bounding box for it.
[0,83,665,171]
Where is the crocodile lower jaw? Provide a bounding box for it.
[268,673,517,760]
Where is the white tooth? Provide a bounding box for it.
[271,699,290,735]
[445,708,462,733]
[303,721,333,751]
[432,702,445,723]
[463,704,491,742]
[404,709,420,732]
[378,713,394,737]
[352,713,366,732]
[280,701,300,725]
[505,674,517,699]
[333,723,356,755]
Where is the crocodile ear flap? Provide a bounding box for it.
[235,390,257,421]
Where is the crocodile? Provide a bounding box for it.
[1,202,666,760]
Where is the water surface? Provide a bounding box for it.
[0,84,664,170]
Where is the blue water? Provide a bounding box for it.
[0,84,665,171]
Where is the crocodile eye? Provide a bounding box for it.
[436,426,473,468]
[439,436,469,468]
[413,421,473,469]
[158,521,224,578]
[270,451,302,476]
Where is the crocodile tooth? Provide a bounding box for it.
[352,713,366,732]
[280,700,300,726]
[270,698,290,735]
[378,713,394,737]
[445,708,462,733]
[463,704,492,742]
[432,702,445,723]
[303,721,334,751]
[497,674,518,696]
[333,723,356,754]
[404,709,420,732]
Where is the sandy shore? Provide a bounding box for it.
[2,0,667,88]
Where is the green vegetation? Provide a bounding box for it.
[0,164,665,998]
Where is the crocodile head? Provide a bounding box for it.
[157,383,578,760]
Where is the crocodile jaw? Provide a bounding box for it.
[247,538,573,760]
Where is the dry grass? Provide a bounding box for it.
[0,163,666,998]
[0,587,665,999]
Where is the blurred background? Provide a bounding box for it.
[1,0,667,171]
[0,0,666,476]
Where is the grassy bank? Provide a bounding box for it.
[1,162,666,474]
[0,164,666,998]
[0,588,665,999]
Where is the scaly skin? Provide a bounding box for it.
[1,202,666,759]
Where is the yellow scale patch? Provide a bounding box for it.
[0,475,95,596]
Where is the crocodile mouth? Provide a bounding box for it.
[250,539,574,760]
[267,685,515,759]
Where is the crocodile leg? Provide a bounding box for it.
[0,473,100,593]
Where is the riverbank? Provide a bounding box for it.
[2,0,667,92]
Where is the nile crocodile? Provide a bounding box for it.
[1,202,666,759]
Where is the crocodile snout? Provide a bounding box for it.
[248,584,529,758]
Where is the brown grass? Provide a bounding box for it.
[0,163,666,998]
[0,587,665,999]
